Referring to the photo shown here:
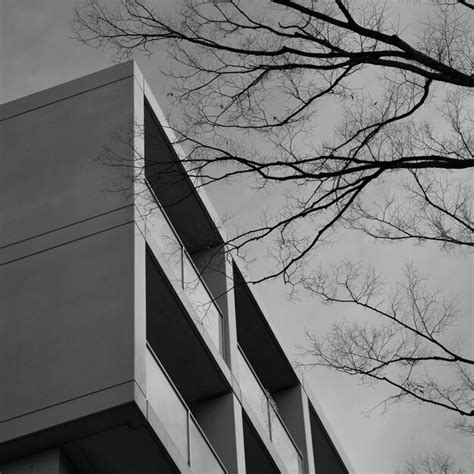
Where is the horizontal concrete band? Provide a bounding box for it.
[0,381,138,444]
[0,205,135,266]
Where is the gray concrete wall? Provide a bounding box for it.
[0,75,135,248]
[0,66,140,442]
[0,224,135,422]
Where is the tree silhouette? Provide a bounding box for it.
[397,452,469,474]
[73,0,473,433]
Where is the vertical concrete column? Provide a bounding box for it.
[132,67,147,413]
[133,226,147,415]
[191,245,239,372]
[191,247,246,473]
[192,393,246,474]
[273,385,316,474]
[0,448,78,474]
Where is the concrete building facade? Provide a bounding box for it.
[0,62,353,474]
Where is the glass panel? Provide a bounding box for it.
[270,408,303,474]
[146,203,182,287]
[238,348,303,473]
[146,350,189,457]
[189,418,225,474]
[183,253,222,352]
[237,350,271,437]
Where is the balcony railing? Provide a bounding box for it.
[237,346,303,474]
[146,343,227,474]
[144,181,224,355]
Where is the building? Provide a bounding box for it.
[0,62,353,474]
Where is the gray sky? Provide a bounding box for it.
[1,1,472,472]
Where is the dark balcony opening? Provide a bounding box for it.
[233,264,298,393]
[237,346,304,473]
[309,405,348,474]
[144,100,228,321]
[144,101,222,255]
[188,392,240,473]
[146,247,230,405]
[189,245,230,321]
[62,424,179,474]
[242,415,279,474]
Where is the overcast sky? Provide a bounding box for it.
[1,1,472,473]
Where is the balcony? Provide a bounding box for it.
[237,346,303,474]
[144,182,224,356]
[146,344,227,474]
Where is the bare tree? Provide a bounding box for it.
[299,261,473,432]
[396,452,468,474]
[72,0,473,432]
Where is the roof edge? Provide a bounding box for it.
[0,60,136,122]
